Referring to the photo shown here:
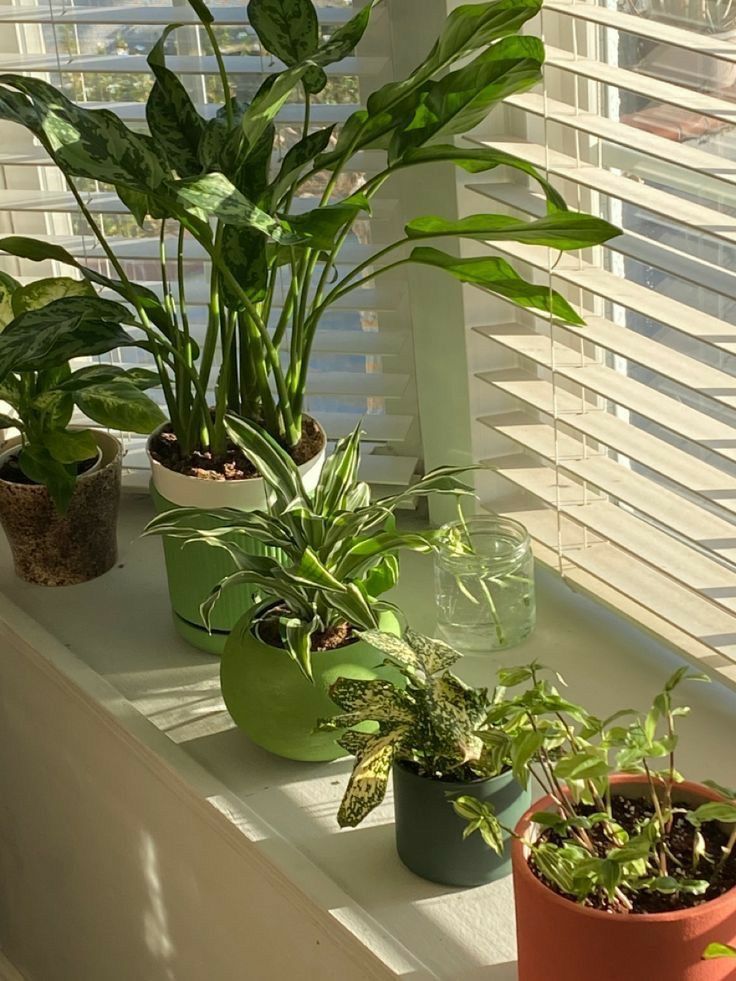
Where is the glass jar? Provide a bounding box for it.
[434,514,535,654]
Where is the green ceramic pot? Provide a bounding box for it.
[393,760,531,887]
[221,605,402,762]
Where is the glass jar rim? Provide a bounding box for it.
[436,514,531,573]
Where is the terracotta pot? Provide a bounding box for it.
[147,417,327,654]
[512,775,736,981]
[0,430,122,586]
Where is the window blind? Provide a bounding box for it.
[470,0,736,675]
[0,0,420,491]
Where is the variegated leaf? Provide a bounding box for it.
[359,630,420,670]
[224,413,308,510]
[314,422,361,515]
[328,677,415,723]
[172,172,297,242]
[11,276,94,316]
[267,124,335,207]
[404,629,461,675]
[337,730,405,828]
[247,0,326,94]
[285,615,320,680]
[425,673,488,762]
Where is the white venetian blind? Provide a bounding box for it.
[0,0,421,490]
[468,0,736,676]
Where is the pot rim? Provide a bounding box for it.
[250,600,361,656]
[0,429,121,488]
[512,773,736,922]
[393,757,514,789]
[146,413,327,483]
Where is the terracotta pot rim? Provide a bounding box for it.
[512,774,736,923]
[146,414,327,482]
[393,757,514,789]
[0,430,122,492]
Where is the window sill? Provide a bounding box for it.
[1,489,735,980]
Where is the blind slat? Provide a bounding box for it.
[0,4,353,26]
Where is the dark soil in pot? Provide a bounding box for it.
[530,794,736,914]
[258,607,357,652]
[0,450,98,484]
[150,415,325,479]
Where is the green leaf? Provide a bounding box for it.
[0,269,19,330]
[555,751,611,782]
[267,124,335,206]
[703,943,736,960]
[328,676,414,723]
[530,811,564,828]
[146,26,206,177]
[18,443,76,513]
[247,0,326,93]
[43,428,97,465]
[221,225,268,305]
[394,144,567,212]
[703,779,736,800]
[0,296,136,380]
[690,802,736,825]
[313,422,361,514]
[284,615,320,681]
[171,172,297,242]
[360,554,399,600]
[664,667,710,691]
[11,275,95,316]
[0,74,166,190]
[224,413,308,511]
[390,37,545,162]
[75,381,165,434]
[284,196,369,251]
[408,246,586,325]
[62,364,160,392]
[405,212,620,250]
[453,796,505,854]
[510,729,546,787]
[405,629,461,675]
[367,0,543,116]
[241,64,316,151]
[337,730,404,828]
[184,0,214,24]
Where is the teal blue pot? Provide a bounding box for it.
[221,606,402,762]
[393,761,531,887]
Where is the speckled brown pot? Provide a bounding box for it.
[0,430,122,586]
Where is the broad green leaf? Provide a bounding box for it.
[267,124,335,206]
[43,428,98,465]
[510,729,546,786]
[0,269,19,330]
[328,676,414,722]
[367,0,543,116]
[284,196,369,251]
[359,630,423,673]
[11,276,94,316]
[33,388,74,431]
[326,580,380,631]
[394,143,567,212]
[247,0,326,93]
[530,811,564,828]
[390,38,544,162]
[405,212,620,250]
[61,364,160,392]
[18,443,76,513]
[360,554,399,599]
[0,74,166,190]
[146,26,206,177]
[221,225,268,305]
[703,943,736,960]
[408,246,586,326]
[404,629,460,675]
[172,172,296,242]
[336,730,405,828]
[0,296,136,380]
[555,751,611,782]
[75,381,165,434]
[241,64,315,151]
[690,802,736,825]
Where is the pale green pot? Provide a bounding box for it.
[220,606,402,762]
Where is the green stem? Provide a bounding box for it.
[203,22,233,127]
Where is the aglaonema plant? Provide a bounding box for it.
[454,664,736,914]
[0,0,619,467]
[0,273,163,510]
[144,415,473,678]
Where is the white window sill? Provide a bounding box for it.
[1,488,735,980]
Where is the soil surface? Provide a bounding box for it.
[259,608,357,653]
[150,416,324,481]
[0,451,97,485]
[400,759,495,783]
[530,793,736,914]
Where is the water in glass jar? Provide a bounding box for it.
[434,516,535,654]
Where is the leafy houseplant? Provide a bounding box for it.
[0,274,163,585]
[452,665,736,980]
[145,414,473,761]
[324,629,532,886]
[0,0,619,646]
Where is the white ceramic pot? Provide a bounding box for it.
[146,418,327,508]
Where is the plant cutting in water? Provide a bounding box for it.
[0,0,619,473]
[0,274,163,510]
[438,504,534,648]
[145,416,472,678]
[454,664,736,914]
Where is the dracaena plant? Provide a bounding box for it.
[0,273,163,511]
[0,0,619,463]
[144,415,473,677]
[322,630,536,830]
[455,664,736,913]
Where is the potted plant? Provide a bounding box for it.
[324,630,533,886]
[145,413,473,761]
[453,664,736,980]
[0,0,620,649]
[0,274,163,584]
